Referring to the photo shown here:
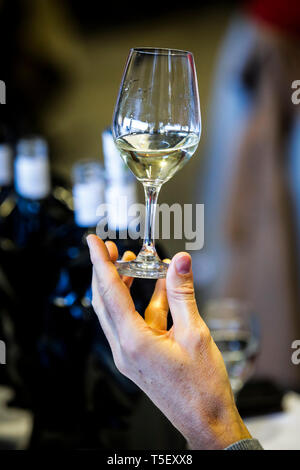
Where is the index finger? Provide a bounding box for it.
[87,235,144,334]
[104,241,136,289]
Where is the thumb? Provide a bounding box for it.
[166,252,200,331]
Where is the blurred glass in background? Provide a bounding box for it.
[204,299,259,397]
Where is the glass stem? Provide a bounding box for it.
[136,183,161,263]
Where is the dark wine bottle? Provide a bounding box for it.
[0,143,13,205]
[0,136,73,408]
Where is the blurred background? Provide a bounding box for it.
[0,0,300,450]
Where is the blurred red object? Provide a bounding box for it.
[246,0,300,38]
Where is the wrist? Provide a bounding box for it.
[186,405,251,450]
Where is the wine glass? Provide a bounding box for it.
[112,47,201,279]
[204,299,260,398]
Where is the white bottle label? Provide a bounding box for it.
[102,129,128,182]
[73,180,105,228]
[0,145,13,186]
[105,181,137,231]
[15,154,51,199]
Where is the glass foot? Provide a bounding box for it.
[115,259,169,279]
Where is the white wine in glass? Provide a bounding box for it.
[115,131,199,185]
[112,48,201,279]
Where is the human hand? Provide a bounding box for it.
[87,235,251,449]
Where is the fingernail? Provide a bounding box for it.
[175,254,191,275]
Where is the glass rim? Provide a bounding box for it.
[131,47,193,57]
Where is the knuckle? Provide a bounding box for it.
[98,272,117,300]
[114,353,128,376]
[91,299,97,313]
[89,250,99,267]
[93,264,116,297]
[121,335,143,362]
[91,297,100,314]
[199,323,211,343]
[188,323,212,353]
[169,283,195,302]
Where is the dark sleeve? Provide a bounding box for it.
[225,439,264,450]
